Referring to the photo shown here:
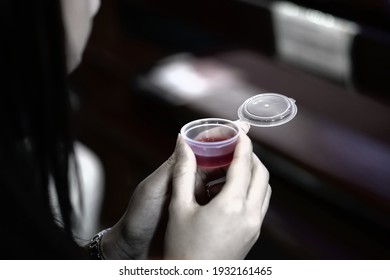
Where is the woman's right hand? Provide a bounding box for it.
[164,131,271,259]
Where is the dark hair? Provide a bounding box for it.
[0,0,86,259]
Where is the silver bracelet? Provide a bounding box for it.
[89,228,111,260]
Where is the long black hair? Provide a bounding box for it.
[0,0,86,259]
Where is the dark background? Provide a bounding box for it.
[70,0,390,259]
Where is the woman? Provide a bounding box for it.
[0,0,271,259]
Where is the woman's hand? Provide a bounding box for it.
[100,121,270,260]
[100,138,181,259]
[164,130,271,259]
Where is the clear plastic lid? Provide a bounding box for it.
[238,93,297,127]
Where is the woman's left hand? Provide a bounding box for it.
[100,138,180,259]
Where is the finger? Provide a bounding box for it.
[136,135,180,198]
[205,176,226,200]
[234,120,250,134]
[247,154,270,207]
[218,131,253,200]
[194,167,226,205]
[171,134,197,206]
[261,184,272,221]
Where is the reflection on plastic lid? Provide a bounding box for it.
[238,93,297,127]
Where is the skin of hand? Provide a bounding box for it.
[164,126,271,259]
[100,146,179,259]
[101,121,271,259]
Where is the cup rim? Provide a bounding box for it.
[180,118,240,146]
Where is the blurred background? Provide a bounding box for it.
[69,0,390,259]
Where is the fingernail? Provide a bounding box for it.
[174,134,182,153]
[234,120,251,134]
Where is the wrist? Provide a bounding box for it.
[89,228,111,260]
[100,223,136,260]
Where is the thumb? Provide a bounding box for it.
[171,134,197,205]
[134,135,181,198]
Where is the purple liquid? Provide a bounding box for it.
[194,136,236,168]
[195,151,235,168]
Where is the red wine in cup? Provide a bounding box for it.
[194,136,236,168]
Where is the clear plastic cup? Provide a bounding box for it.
[180,118,240,168]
